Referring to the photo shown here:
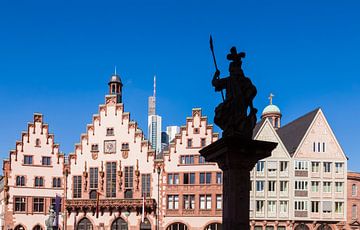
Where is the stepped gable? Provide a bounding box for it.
[277,108,320,156]
[68,94,151,165]
[164,108,219,160]
[3,113,62,171]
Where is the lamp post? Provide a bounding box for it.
[156,166,161,230]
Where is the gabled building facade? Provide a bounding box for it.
[2,114,65,230]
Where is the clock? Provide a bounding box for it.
[104,140,116,153]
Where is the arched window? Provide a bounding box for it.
[317,224,332,230]
[77,217,93,230]
[16,176,25,186]
[204,223,222,230]
[33,225,43,230]
[111,217,128,230]
[89,190,97,200]
[295,224,309,230]
[14,225,25,230]
[352,204,357,220]
[140,218,151,230]
[353,184,357,196]
[166,223,188,230]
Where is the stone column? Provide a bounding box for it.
[200,135,277,230]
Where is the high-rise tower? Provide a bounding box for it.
[147,75,162,154]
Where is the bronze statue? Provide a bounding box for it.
[211,44,257,138]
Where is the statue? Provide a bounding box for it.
[211,45,257,138]
[45,206,56,230]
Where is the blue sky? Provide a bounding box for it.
[0,0,359,171]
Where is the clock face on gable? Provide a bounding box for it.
[104,140,116,154]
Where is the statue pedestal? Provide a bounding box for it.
[200,136,277,230]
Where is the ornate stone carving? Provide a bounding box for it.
[83,161,88,191]
[118,160,123,191]
[135,159,140,190]
[99,161,105,192]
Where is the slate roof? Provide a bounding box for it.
[277,108,320,156]
[252,118,266,139]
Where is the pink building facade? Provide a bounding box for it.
[2,114,65,230]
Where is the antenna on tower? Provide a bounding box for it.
[153,75,156,98]
[114,66,117,75]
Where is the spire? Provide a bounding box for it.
[114,66,117,75]
[153,75,156,98]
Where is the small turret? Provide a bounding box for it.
[261,93,282,129]
[108,67,123,103]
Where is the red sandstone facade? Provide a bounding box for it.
[347,172,360,229]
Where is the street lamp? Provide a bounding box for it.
[156,166,161,230]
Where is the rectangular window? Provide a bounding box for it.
[323,142,326,152]
[167,173,179,185]
[201,138,206,147]
[295,181,308,191]
[183,194,195,210]
[294,161,308,170]
[52,177,61,188]
[216,194,222,209]
[200,172,211,184]
[335,162,343,173]
[73,176,82,198]
[42,156,51,166]
[24,155,33,165]
[267,161,277,173]
[106,162,117,198]
[294,201,307,211]
[280,181,288,192]
[352,205,357,219]
[353,184,357,196]
[311,201,319,213]
[268,201,276,213]
[279,201,288,213]
[323,182,331,193]
[14,197,26,212]
[121,143,129,150]
[268,181,276,192]
[167,195,179,209]
[311,181,319,192]
[199,156,206,164]
[280,161,288,172]
[91,144,99,151]
[124,166,133,188]
[89,167,99,189]
[256,161,265,172]
[199,194,212,210]
[256,181,264,192]
[216,172,222,184]
[34,177,44,187]
[335,182,343,193]
[187,139,192,148]
[33,197,44,212]
[311,162,320,173]
[256,200,264,213]
[183,173,195,184]
[335,202,344,213]
[324,162,331,173]
[142,174,151,197]
[180,155,195,164]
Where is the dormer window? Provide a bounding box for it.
[122,143,129,150]
[91,144,99,152]
[106,128,114,136]
[35,138,41,147]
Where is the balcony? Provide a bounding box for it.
[66,198,156,216]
